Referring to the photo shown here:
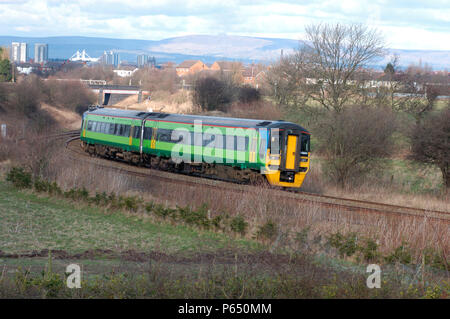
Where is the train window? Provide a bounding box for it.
[123,125,131,137]
[203,133,215,147]
[157,129,172,142]
[193,132,202,146]
[236,136,248,152]
[270,130,280,154]
[143,127,152,140]
[117,124,124,136]
[99,122,106,133]
[301,135,310,153]
[91,121,97,132]
[109,123,116,135]
[87,120,93,131]
[132,126,140,139]
[259,134,267,160]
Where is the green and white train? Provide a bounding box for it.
[80,106,311,188]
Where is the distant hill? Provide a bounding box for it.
[0,34,448,69]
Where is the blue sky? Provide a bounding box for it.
[1,0,449,50]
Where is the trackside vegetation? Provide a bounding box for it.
[1,167,448,298]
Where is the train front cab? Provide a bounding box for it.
[263,127,310,188]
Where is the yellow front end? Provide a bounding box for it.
[262,133,310,188]
[263,153,309,188]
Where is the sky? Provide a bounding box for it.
[1,0,449,50]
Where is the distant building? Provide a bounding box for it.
[242,65,265,88]
[113,66,138,77]
[137,54,156,68]
[34,43,48,63]
[16,63,36,74]
[210,61,243,72]
[11,42,27,63]
[103,50,119,67]
[176,60,208,76]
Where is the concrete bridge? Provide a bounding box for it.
[88,84,150,105]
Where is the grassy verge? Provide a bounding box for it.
[0,176,449,298]
[0,180,259,254]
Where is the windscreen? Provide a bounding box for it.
[300,134,310,154]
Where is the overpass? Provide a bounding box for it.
[88,84,150,105]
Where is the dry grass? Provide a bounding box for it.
[35,150,449,265]
[40,103,82,130]
[309,155,450,212]
[112,90,195,114]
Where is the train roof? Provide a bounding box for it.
[84,107,309,132]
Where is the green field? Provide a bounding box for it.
[0,180,447,298]
[0,181,259,255]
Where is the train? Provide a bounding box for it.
[80,106,311,188]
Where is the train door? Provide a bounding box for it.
[150,121,158,150]
[280,130,301,172]
[285,134,298,170]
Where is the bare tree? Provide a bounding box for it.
[268,23,386,113]
[314,106,396,187]
[410,107,450,190]
[265,52,309,109]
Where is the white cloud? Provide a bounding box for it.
[0,0,449,50]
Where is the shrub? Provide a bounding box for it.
[256,220,277,240]
[238,86,260,103]
[64,187,89,201]
[193,76,234,111]
[6,167,32,189]
[177,204,210,229]
[410,107,450,189]
[43,80,96,114]
[91,191,109,206]
[314,106,397,188]
[385,241,412,264]
[230,215,248,235]
[360,238,379,262]
[123,196,141,212]
[327,232,358,258]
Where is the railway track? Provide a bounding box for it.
[63,137,450,224]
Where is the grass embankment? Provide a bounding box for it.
[0,178,448,298]
[0,181,257,254]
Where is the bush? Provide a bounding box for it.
[230,215,248,235]
[385,241,412,264]
[177,204,210,229]
[256,220,277,240]
[43,80,96,114]
[238,86,260,103]
[64,187,89,201]
[327,232,358,258]
[11,75,43,115]
[410,107,450,189]
[193,76,235,111]
[314,106,397,187]
[6,167,32,189]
